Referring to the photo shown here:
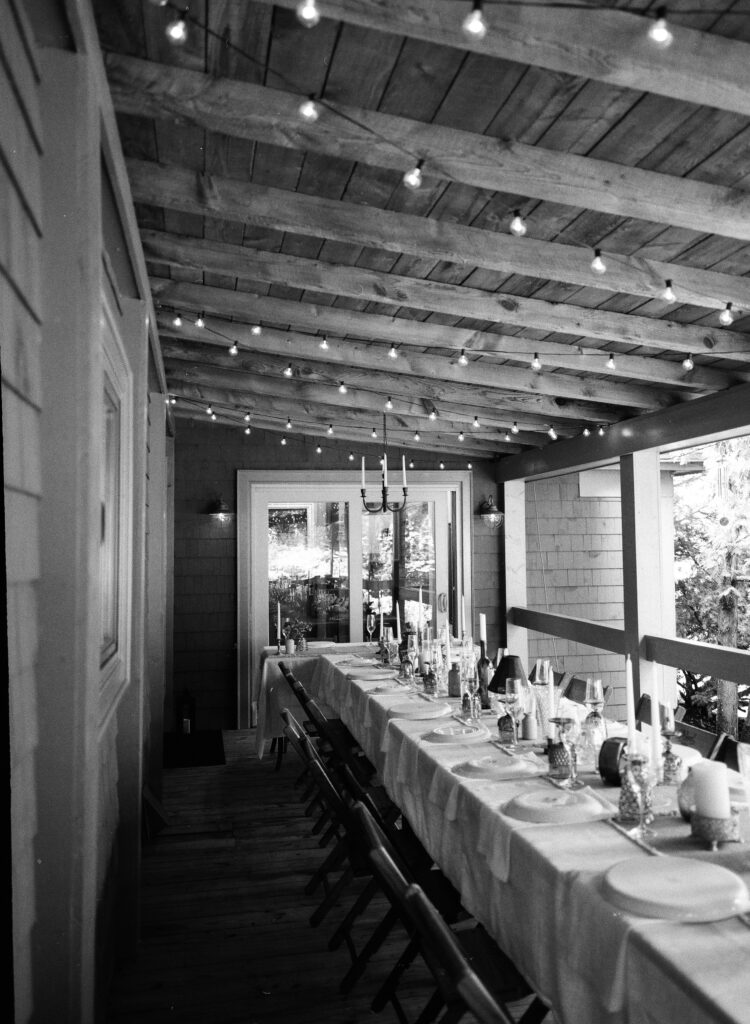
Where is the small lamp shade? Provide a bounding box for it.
[489,653,527,693]
[206,496,233,520]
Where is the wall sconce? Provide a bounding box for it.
[477,495,504,530]
[206,496,234,523]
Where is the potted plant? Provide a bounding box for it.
[283,618,312,654]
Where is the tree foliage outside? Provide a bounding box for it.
[673,437,750,739]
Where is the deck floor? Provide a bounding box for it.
[106,730,544,1023]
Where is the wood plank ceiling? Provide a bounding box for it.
[93,0,750,465]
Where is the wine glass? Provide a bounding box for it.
[498,677,523,747]
[549,716,584,788]
[626,753,656,840]
[366,612,376,645]
[578,677,607,772]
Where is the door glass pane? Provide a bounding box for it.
[100,378,120,665]
[361,501,436,639]
[268,502,350,643]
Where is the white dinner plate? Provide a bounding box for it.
[370,684,404,695]
[424,723,491,744]
[452,754,547,779]
[501,787,614,824]
[602,856,750,922]
[347,670,397,681]
[388,702,453,721]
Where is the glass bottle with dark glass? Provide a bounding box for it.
[476,640,492,709]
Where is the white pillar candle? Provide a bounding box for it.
[395,601,401,642]
[625,654,637,754]
[478,613,487,643]
[277,602,281,640]
[692,761,732,819]
[361,455,365,489]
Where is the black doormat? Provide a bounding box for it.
[163,731,226,769]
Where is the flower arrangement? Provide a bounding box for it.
[282,618,312,642]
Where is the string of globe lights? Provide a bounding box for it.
[146,0,743,333]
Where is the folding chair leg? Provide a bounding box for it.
[274,736,286,770]
[371,936,420,1011]
[304,839,347,895]
[328,876,380,951]
[310,866,353,927]
[339,905,400,994]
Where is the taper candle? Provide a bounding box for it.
[361,456,365,489]
[461,594,466,636]
[625,655,637,753]
[395,601,401,642]
[277,602,281,641]
[379,591,384,638]
[478,613,487,643]
[649,667,662,774]
[401,455,406,488]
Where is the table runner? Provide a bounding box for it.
[307,653,750,1024]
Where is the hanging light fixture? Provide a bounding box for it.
[547,425,558,440]
[473,415,480,429]
[606,353,616,370]
[477,495,504,530]
[194,314,205,328]
[361,413,407,513]
[583,426,591,437]
[172,314,182,327]
[531,353,542,371]
[403,160,424,190]
[509,210,527,237]
[165,14,188,44]
[296,0,320,28]
[388,344,398,359]
[385,396,393,410]
[662,280,676,302]
[511,421,519,434]
[648,7,673,48]
[298,96,320,122]
[338,381,348,394]
[458,349,469,366]
[251,325,262,336]
[284,363,293,377]
[244,426,251,436]
[591,248,607,274]
[719,302,735,326]
[682,354,694,371]
[206,496,233,522]
[319,335,329,350]
[462,0,488,40]
[228,342,239,356]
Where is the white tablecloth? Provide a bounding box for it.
[305,653,750,1024]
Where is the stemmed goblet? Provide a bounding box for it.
[366,612,376,645]
[626,753,656,840]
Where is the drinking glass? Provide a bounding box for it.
[549,716,584,788]
[578,677,607,772]
[626,753,656,840]
[498,677,524,747]
[366,613,376,644]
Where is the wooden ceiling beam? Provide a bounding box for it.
[144,229,749,368]
[161,343,623,424]
[150,279,746,390]
[156,311,744,396]
[260,0,750,119]
[158,317,669,411]
[106,54,750,241]
[128,158,750,313]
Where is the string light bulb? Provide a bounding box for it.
[682,354,694,371]
[458,349,469,366]
[473,415,480,429]
[319,335,329,350]
[165,15,188,44]
[458,431,465,441]
[648,7,673,49]
[170,396,176,405]
[251,325,262,336]
[327,424,334,435]
[428,409,438,421]
[194,315,205,328]
[409,459,415,469]
[591,248,607,274]
[172,314,182,327]
[439,462,445,470]
[598,424,606,437]
[348,451,355,462]
[719,302,735,326]
[385,397,393,410]
[316,444,322,454]
[281,437,287,446]
[511,421,519,434]
[284,364,293,377]
[414,430,421,442]
[662,280,676,302]
[371,427,377,439]
[338,381,347,394]
[462,0,488,40]
[504,431,511,442]
[296,0,320,28]
[548,425,558,440]
[206,405,213,415]
[388,344,398,359]
[606,353,616,370]
[467,462,473,470]
[509,210,527,237]
[147,0,168,6]
[583,426,591,437]
[211,413,217,421]
[403,159,424,190]
[244,412,251,422]
[244,426,251,435]
[286,417,292,430]
[229,342,239,356]
[298,96,319,122]
[531,353,542,371]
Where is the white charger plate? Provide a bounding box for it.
[388,702,453,721]
[424,723,491,744]
[602,856,750,922]
[453,754,546,779]
[501,787,614,824]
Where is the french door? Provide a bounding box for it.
[237,471,472,726]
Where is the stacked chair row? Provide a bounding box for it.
[278,663,550,1024]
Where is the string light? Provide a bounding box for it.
[682,354,694,370]
[229,342,239,356]
[467,462,473,470]
[281,437,287,446]
[296,0,320,28]
[662,280,676,302]
[548,425,558,440]
[348,451,355,461]
[458,431,465,441]
[211,413,217,421]
[473,415,480,429]
[414,430,421,441]
[648,7,673,48]
[428,409,438,421]
[299,96,319,122]
[511,422,519,434]
[583,426,591,437]
[531,353,542,371]
[327,424,334,435]
[388,344,398,359]
[147,0,168,6]
[284,364,293,377]
[319,336,329,350]
[509,210,527,237]
[170,396,177,405]
[385,397,393,410]
[244,412,251,422]
[598,424,606,437]
[409,459,415,469]
[504,431,511,442]
[244,426,251,435]
[462,0,488,40]
[165,15,188,44]
[719,302,735,325]
[458,349,469,366]
[251,325,262,336]
[316,444,322,454]
[172,314,182,327]
[194,315,205,328]
[338,381,347,394]
[403,159,424,190]
[286,417,292,430]
[206,405,213,415]
[439,462,445,470]
[591,248,607,274]
[606,353,616,370]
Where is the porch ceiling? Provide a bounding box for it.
[93,0,750,462]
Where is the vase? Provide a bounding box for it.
[298,637,307,653]
[284,638,295,655]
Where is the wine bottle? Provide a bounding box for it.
[477,639,491,709]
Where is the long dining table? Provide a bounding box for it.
[281,650,750,1024]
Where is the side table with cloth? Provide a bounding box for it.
[305,652,750,1024]
[255,643,378,758]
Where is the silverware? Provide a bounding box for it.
[606,816,663,856]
